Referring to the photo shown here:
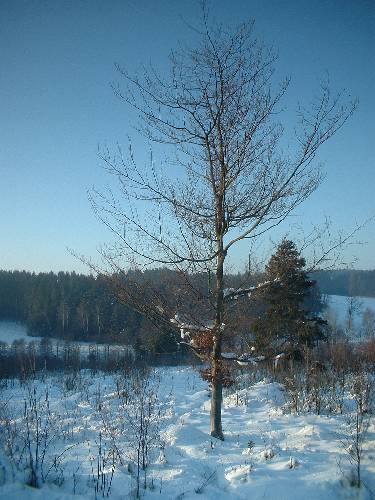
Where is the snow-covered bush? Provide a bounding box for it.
[99,368,164,498]
[0,383,65,488]
[340,370,373,489]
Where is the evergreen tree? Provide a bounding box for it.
[253,240,325,353]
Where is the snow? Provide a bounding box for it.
[0,321,134,359]
[325,295,375,336]
[0,321,41,344]
[1,367,374,499]
[0,295,375,498]
[221,352,237,359]
[223,279,278,301]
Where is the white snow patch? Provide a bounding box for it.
[0,367,374,499]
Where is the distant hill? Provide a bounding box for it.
[313,269,375,298]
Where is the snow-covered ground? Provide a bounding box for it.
[0,321,134,359]
[0,321,41,344]
[0,367,374,499]
[324,295,375,337]
[326,295,375,326]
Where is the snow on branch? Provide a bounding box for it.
[170,314,216,343]
[221,351,266,366]
[171,314,281,366]
[223,278,280,302]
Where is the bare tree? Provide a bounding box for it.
[345,296,363,338]
[91,16,355,440]
[361,308,375,338]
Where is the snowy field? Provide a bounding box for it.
[0,321,134,359]
[0,367,374,499]
[0,321,41,344]
[0,297,375,499]
[325,295,375,333]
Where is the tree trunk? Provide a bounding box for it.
[210,249,225,440]
[210,351,224,440]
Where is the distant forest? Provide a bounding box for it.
[0,269,260,351]
[313,269,375,298]
[0,270,172,352]
[0,269,373,349]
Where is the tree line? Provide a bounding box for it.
[312,269,375,298]
[0,245,329,354]
[0,268,258,353]
[0,270,176,352]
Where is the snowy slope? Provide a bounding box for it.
[0,367,374,499]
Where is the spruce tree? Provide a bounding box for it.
[253,240,324,353]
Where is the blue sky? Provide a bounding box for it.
[0,0,374,273]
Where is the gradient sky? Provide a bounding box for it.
[0,0,374,273]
